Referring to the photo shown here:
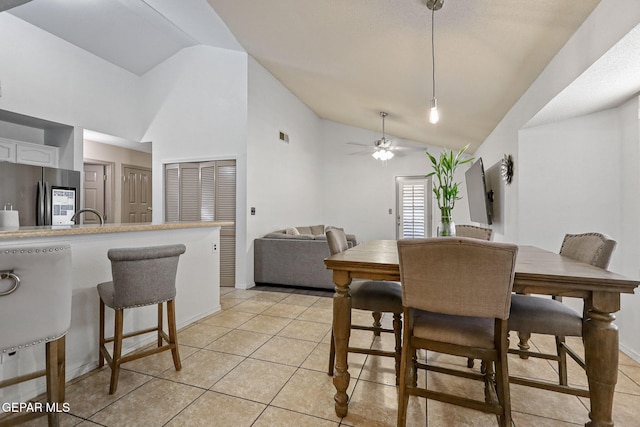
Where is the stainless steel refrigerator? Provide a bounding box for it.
[0,162,81,226]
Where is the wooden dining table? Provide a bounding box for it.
[324,239,639,427]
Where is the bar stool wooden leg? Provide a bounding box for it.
[99,299,105,368]
[157,303,164,348]
[45,337,61,427]
[109,309,124,394]
[167,300,181,371]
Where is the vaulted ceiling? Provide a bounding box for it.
[8,0,602,152]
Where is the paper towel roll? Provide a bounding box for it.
[0,210,19,230]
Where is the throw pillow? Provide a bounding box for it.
[285,227,300,236]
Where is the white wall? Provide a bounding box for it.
[140,45,249,288]
[475,0,640,244]
[0,14,141,141]
[518,109,623,254]
[319,120,472,242]
[245,57,324,287]
[476,0,640,360]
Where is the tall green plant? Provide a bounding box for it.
[426,144,473,219]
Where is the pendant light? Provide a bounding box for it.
[427,0,443,124]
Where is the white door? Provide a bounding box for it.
[396,176,433,239]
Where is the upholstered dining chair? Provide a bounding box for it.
[325,229,403,383]
[396,237,518,427]
[456,224,493,241]
[456,224,493,368]
[509,232,616,389]
[98,244,186,394]
[0,244,72,426]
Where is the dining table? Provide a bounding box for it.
[324,239,639,427]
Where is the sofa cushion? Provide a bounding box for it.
[295,226,313,235]
[309,225,325,235]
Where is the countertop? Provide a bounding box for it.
[0,221,233,239]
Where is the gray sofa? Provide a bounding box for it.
[254,225,357,290]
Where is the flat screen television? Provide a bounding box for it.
[465,158,493,225]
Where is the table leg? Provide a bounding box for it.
[332,270,352,418]
[583,292,619,427]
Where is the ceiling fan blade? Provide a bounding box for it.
[390,146,426,152]
[348,150,373,156]
[346,141,371,147]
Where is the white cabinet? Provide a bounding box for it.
[0,137,59,167]
[16,142,58,167]
[0,138,16,162]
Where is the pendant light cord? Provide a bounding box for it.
[431,5,436,99]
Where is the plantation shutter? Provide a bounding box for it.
[216,160,236,286]
[165,164,180,222]
[164,160,237,286]
[402,183,426,238]
[396,176,432,239]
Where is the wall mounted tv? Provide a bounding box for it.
[465,158,493,225]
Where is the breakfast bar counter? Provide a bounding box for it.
[0,221,231,405]
[0,221,232,239]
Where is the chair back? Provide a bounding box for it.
[560,233,616,269]
[397,237,518,320]
[326,229,349,255]
[0,244,72,353]
[108,244,186,309]
[455,225,493,241]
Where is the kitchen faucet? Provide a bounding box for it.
[70,208,104,225]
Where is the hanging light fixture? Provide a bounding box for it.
[427,0,444,124]
[371,111,394,161]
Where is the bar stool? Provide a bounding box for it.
[0,244,72,427]
[98,244,186,394]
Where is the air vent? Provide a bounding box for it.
[279,131,289,143]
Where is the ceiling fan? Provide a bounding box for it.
[347,112,421,161]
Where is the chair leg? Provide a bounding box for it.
[328,329,336,376]
[495,351,512,427]
[167,300,182,371]
[157,302,164,348]
[397,322,413,427]
[517,331,531,359]
[45,337,62,427]
[372,311,382,337]
[109,309,124,394]
[393,312,402,385]
[556,335,568,385]
[98,298,105,368]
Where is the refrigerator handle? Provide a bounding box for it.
[44,181,51,225]
[36,181,45,226]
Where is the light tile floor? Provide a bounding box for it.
[8,287,640,426]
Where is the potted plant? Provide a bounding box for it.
[426,144,473,236]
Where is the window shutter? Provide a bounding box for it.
[401,183,426,238]
[165,164,179,222]
[216,161,236,286]
[200,163,216,221]
[179,164,200,221]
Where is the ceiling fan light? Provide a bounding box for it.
[429,98,440,124]
[372,150,381,160]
